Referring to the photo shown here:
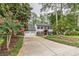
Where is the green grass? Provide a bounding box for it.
[0,38,5,45]
[64,36,79,39]
[10,36,23,56]
[46,35,79,47]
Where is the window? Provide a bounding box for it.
[37,26,40,29]
[41,26,43,29]
[48,27,50,29]
[48,26,52,29]
[44,26,47,29]
[37,26,43,29]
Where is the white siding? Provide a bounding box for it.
[35,24,53,32]
[48,29,53,32]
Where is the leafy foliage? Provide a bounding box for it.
[0,38,5,45]
[0,17,24,35]
[0,3,32,30]
[0,3,32,20]
[41,3,79,35]
[46,35,79,47]
[10,36,23,56]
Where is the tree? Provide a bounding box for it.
[41,3,69,35]
[68,3,79,27]
[41,3,79,35]
[0,3,32,30]
[31,12,38,25]
[41,3,58,26]
[0,16,24,49]
[0,3,32,49]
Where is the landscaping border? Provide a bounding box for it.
[45,35,79,47]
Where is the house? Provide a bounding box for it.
[25,24,36,37]
[26,23,53,36]
[35,24,53,35]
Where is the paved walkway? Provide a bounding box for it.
[20,36,79,56]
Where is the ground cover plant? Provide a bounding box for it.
[45,35,79,47]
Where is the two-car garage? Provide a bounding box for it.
[24,31,36,37]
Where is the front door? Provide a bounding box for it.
[44,30,48,35]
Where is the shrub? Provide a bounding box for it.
[10,36,23,56]
[46,35,79,47]
[0,38,5,45]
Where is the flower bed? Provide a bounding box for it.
[62,38,79,42]
[45,35,79,47]
[63,36,79,42]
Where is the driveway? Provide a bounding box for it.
[20,36,79,56]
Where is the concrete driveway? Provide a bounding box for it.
[22,36,79,56]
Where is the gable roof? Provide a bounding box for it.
[36,24,52,27]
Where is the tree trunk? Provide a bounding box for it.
[74,4,77,27]
[55,3,58,35]
[25,20,28,31]
[7,34,11,51]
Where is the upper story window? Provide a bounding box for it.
[37,25,52,29]
[41,26,43,29]
[48,26,52,29]
[37,26,43,29]
[37,26,40,29]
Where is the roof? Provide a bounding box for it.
[28,23,52,31]
[36,24,52,27]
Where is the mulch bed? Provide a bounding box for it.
[0,44,9,56]
[59,36,79,42]
[62,38,79,42]
[9,36,18,48]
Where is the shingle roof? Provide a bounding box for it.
[36,24,52,27]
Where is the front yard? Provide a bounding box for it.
[0,38,5,45]
[64,36,79,39]
[45,35,79,47]
[10,35,23,56]
[0,35,23,56]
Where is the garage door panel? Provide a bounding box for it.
[25,31,36,37]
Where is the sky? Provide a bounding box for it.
[30,3,70,16]
[29,3,50,24]
[30,3,42,16]
[30,3,54,16]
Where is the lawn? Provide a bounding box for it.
[45,35,79,47]
[0,38,5,45]
[64,36,79,39]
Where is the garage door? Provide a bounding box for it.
[24,31,36,37]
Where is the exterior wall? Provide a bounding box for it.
[35,24,53,36]
[36,31,53,36]
[48,29,53,32]
[36,31,44,36]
